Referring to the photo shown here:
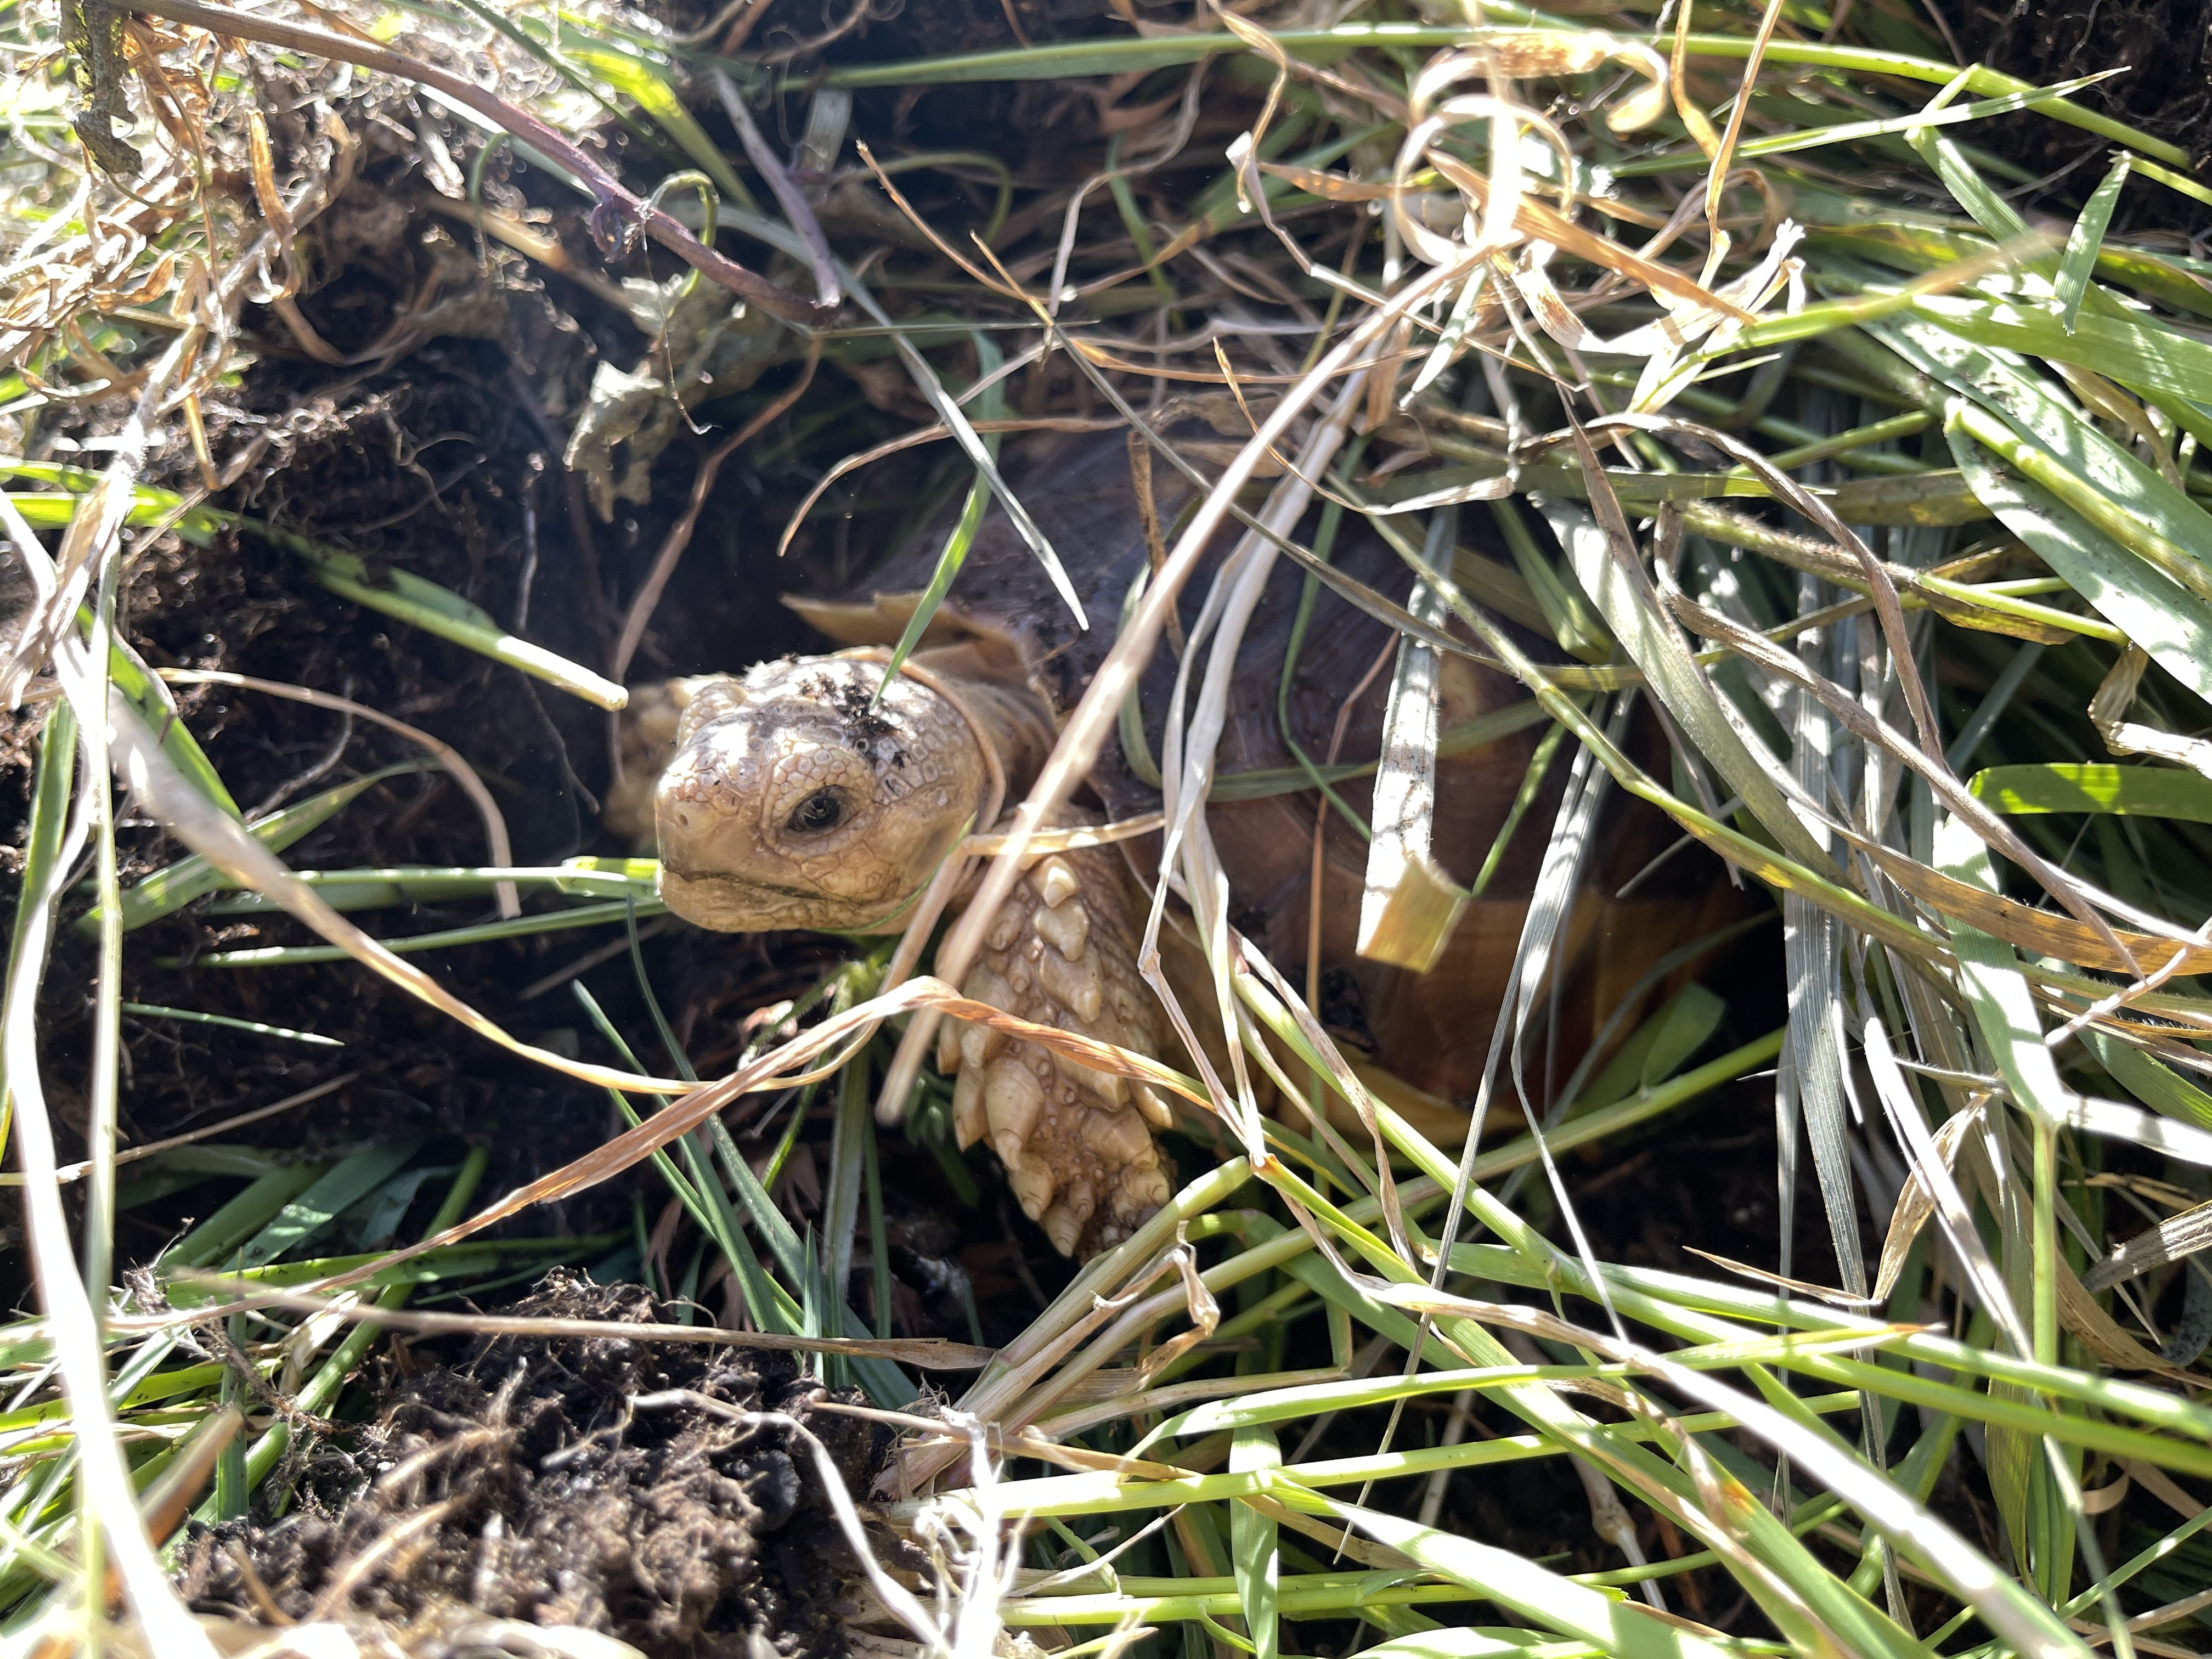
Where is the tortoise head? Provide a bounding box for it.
[653,657,990,932]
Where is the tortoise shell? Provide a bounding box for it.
[791,427,1739,1122]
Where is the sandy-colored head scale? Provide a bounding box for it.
[653,657,990,933]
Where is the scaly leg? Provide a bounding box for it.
[939,831,1177,1257]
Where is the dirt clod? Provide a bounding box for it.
[181,1273,881,1658]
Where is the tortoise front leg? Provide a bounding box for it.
[938,831,1176,1257]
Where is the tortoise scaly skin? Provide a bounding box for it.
[643,654,1176,1257]
[932,837,1175,1255]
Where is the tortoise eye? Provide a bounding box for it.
[786,788,848,834]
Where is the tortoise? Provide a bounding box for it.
[619,426,1737,1256]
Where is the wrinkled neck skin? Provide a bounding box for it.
[908,639,1059,799]
[652,648,1056,934]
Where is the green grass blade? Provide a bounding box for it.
[573,984,794,1328]
[1,704,75,1133]
[2057,156,2132,330]
[2084,1032,2212,1132]
[1617,72,2119,173]
[1539,494,1831,872]
[1875,314,2212,584]
[2,465,627,708]
[832,270,1084,630]
[1492,497,1611,661]
[442,0,670,160]
[232,1138,429,1271]
[101,640,239,819]
[169,898,667,966]
[811,26,2194,161]
[1917,294,2212,413]
[1944,421,2212,706]
[1230,1426,1282,1659]
[877,334,1006,692]
[1968,764,2212,822]
[1553,983,1734,1123]
[862,1107,890,1339]
[565,43,757,213]
[83,761,431,935]
[821,1061,870,1329]
[1274,1628,1567,1656]
[1441,1239,2212,1444]
[220,1150,491,1507]
[279,526,630,708]
[1287,1488,1743,1659]
[159,1164,335,1271]
[119,1003,343,1047]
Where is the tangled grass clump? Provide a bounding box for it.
[5,0,2212,1655]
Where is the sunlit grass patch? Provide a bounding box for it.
[3,0,2212,1653]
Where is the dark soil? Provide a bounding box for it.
[179,1273,883,1658]
[1946,0,2212,188]
[1,103,880,1249]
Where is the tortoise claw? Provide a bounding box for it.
[1040,1180,1096,1257]
[951,1066,986,1149]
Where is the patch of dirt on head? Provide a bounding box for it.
[180,1272,883,1658]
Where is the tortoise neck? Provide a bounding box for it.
[960,682,1059,802]
[909,641,1059,809]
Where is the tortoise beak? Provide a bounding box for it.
[656,846,905,934]
[653,778,800,930]
[655,859,795,932]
